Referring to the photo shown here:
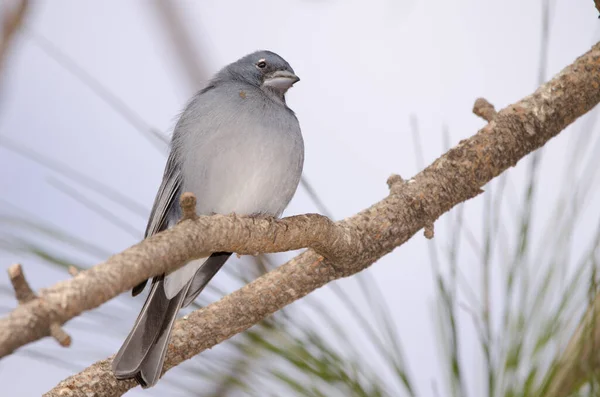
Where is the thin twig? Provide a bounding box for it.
[472,98,497,122]
[7,264,71,347]
[178,192,199,222]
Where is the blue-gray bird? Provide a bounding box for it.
[112,50,304,388]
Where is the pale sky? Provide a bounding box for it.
[0,1,599,396]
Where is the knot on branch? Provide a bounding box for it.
[473,98,497,122]
[424,222,435,239]
[7,264,71,347]
[387,174,404,188]
[179,192,198,222]
[387,174,406,195]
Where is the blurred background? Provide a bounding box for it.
[1,1,600,396]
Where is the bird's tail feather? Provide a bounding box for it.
[112,277,189,388]
[183,252,231,307]
[134,285,186,388]
[112,252,232,388]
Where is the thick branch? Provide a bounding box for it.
[0,212,343,358]
[29,42,600,396]
[8,263,36,303]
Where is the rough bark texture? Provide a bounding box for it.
[6,264,71,348]
[15,41,598,396]
[0,213,344,358]
[472,97,498,122]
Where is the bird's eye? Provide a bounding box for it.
[256,59,267,69]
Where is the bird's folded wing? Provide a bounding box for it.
[144,149,182,238]
[132,149,182,296]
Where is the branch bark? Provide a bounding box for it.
[0,212,346,358]
[7,41,594,396]
[7,264,71,347]
[473,97,497,122]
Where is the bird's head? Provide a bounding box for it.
[220,50,300,100]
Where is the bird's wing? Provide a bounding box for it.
[132,149,182,296]
[145,150,182,238]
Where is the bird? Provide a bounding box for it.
[111,50,304,388]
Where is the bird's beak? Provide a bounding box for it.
[263,70,300,92]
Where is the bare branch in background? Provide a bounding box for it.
[152,0,210,90]
[20,41,599,396]
[7,264,71,348]
[0,0,28,71]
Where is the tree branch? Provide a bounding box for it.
[0,212,345,358]
[14,41,598,396]
[472,97,497,122]
[7,264,71,347]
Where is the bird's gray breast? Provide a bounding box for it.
[173,84,304,217]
